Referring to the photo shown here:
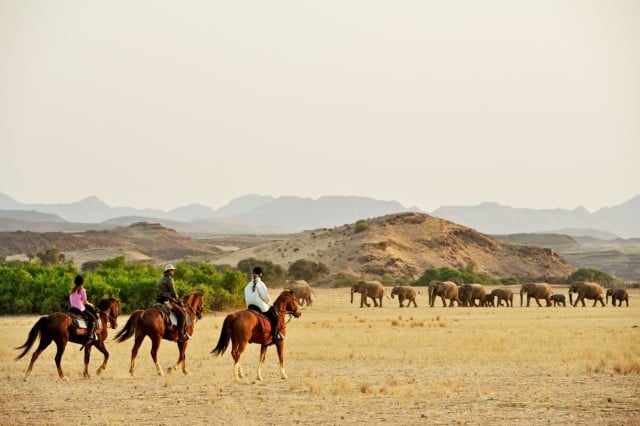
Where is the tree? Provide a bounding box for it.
[288,259,329,283]
[36,248,66,266]
[567,268,614,286]
[237,258,286,287]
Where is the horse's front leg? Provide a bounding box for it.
[93,340,109,376]
[257,345,268,381]
[83,345,92,378]
[276,341,287,379]
[167,341,189,375]
[54,340,68,380]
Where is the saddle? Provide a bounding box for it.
[68,311,102,336]
[152,303,192,328]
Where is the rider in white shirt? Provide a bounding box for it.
[244,267,283,343]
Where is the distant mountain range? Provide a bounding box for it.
[0,192,639,238]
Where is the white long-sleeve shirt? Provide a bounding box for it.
[244,278,272,312]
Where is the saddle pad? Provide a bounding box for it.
[249,313,272,344]
[72,318,88,329]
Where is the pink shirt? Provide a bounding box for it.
[69,288,87,311]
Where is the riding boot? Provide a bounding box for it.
[177,312,190,341]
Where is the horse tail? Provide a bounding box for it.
[114,310,144,343]
[211,313,235,357]
[15,316,47,360]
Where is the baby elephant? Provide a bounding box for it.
[550,294,566,307]
[390,285,418,307]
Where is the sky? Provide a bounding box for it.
[1,1,638,213]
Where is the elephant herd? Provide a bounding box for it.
[285,279,630,309]
[348,280,630,308]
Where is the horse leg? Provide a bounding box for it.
[53,339,68,380]
[129,333,145,376]
[150,336,164,376]
[231,339,247,381]
[257,345,268,381]
[93,340,109,376]
[23,335,53,381]
[83,346,92,378]
[168,341,189,375]
[276,341,287,379]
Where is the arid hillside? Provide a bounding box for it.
[0,222,221,263]
[211,212,574,282]
[0,214,574,282]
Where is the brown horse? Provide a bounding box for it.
[212,290,301,381]
[115,290,203,376]
[15,297,121,380]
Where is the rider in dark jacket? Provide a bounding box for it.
[157,264,190,341]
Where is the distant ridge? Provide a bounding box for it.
[0,192,639,237]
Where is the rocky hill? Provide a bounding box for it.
[211,212,574,283]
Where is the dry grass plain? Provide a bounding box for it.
[1,287,639,426]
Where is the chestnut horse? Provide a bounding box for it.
[15,297,121,380]
[115,291,203,376]
[212,290,301,381]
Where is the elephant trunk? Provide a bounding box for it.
[519,291,523,307]
[350,288,354,304]
[569,292,573,305]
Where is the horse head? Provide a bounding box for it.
[184,291,204,320]
[97,297,121,329]
[276,290,301,318]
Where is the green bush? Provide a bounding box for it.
[567,268,614,286]
[0,257,249,315]
[354,219,368,233]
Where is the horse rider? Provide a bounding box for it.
[68,274,98,343]
[157,264,190,341]
[244,266,283,343]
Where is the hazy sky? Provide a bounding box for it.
[1,1,638,213]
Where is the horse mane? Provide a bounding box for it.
[183,290,203,305]
[274,290,296,306]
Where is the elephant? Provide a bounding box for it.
[550,294,566,307]
[490,288,514,307]
[519,283,553,307]
[283,280,317,306]
[606,288,629,307]
[429,281,460,307]
[390,285,417,307]
[568,282,605,307]
[427,280,437,306]
[351,280,387,308]
[458,283,487,307]
[482,294,494,307]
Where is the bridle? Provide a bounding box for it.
[99,302,119,328]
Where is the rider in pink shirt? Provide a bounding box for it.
[69,275,98,342]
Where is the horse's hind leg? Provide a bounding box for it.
[129,334,145,376]
[231,340,247,381]
[150,337,164,376]
[23,336,53,381]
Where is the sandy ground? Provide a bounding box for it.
[1,288,639,425]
